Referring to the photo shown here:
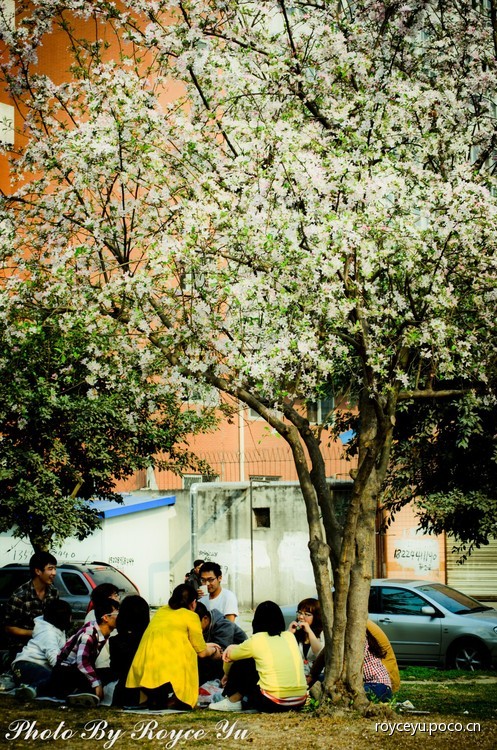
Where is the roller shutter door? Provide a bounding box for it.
[446,536,497,602]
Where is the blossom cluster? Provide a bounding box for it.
[0,0,496,414]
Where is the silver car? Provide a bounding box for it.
[280,578,497,670]
[368,579,497,670]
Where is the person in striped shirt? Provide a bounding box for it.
[42,597,119,707]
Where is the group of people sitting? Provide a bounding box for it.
[4,552,399,711]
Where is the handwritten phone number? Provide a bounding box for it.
[393,549,438,562]
[108,556,135,566]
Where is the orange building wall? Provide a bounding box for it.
[116,400,354,492]
[383,504,445,582]
[1,6,354,496]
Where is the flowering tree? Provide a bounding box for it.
[1,0,497,705]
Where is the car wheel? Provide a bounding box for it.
[447,639,489,671]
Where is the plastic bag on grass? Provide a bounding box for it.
[197,679,224,707]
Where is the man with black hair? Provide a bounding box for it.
[198,562,239,622]
[85,583,122,620]
[184,559,205,594]
[4,551,59,660]
[196,602,247,684]
[43,597,119,707]
[84,582,122,671]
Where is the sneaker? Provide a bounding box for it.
[15,684,37,701]
[67,692,100,708]
[208,697,243,712]
[35,696,66,704]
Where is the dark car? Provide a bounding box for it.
[0,560,139,654]
[280,578,497,670]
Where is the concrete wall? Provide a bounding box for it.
[4,481,460,612]
[168,488,196,591]
[182,481,353,609]
[0,481,350,610]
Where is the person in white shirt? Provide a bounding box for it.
[197,562,239,622]
[12,599,72,693]
[287,598,324,682]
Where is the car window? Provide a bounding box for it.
[59,572,91,596]
[380,587,428,615]
[87,566,137,593]
[416,584,484,614]
[368,587,380,614]
[0,570,30,597]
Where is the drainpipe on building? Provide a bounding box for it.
[249,479,254,610]
[238,400,245,482]
[190,483,200,563]
[146,465,159,491]
[376,506,388,577]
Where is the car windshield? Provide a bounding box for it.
[416,583,492,614]
[88,566,137,593]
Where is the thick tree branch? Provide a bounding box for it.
[398,388,472,400]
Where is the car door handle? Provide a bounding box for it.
[378,618,392,624]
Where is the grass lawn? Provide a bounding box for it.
[0,668,496,750]
[396,667,497,720]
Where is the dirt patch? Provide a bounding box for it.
[0,697,496,750]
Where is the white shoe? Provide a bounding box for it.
[208,697,243,712]
[67,692,100,708]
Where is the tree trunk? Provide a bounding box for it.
[28,533,50,553]
[206,379,396,711]
[320,388,396,707]
[283,424,336,660]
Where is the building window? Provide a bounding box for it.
[253,507,270,528]
[306,394,334,426]
[182,385,219,406]
[475,0,492,15]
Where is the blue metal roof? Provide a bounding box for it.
[90,493,176,519]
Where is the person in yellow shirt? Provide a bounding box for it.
[209,600,307,713]
[126,584,220,709]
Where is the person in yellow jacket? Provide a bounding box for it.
[308,618,400,694]
[126,584,220,709]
